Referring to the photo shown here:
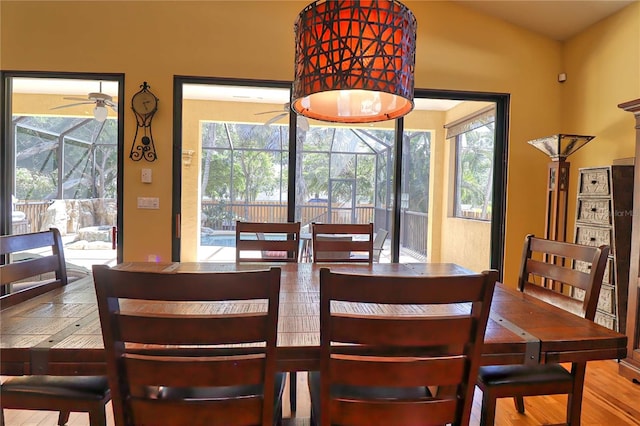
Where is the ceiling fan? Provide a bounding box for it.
[255,102,309,131]
[51,82,117,122]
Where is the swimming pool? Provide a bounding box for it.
[201,234,236,247]
[200,233,285,247]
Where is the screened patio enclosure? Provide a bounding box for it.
[199,124,401,225]
[193,117,430,262]
[10,115,118,242]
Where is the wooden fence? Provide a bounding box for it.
[12,200,427,258]
[200,201,428,258]
[200,201,375,230]
[13,201,49,234]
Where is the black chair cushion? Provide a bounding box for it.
[308,370,432,424]
[478,364,573,387]
[1,376,110,400]
[158,372,286,421]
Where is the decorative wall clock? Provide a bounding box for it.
[130,82,158,162]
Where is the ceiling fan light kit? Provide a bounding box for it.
[292,0,417,124]
[93,104,109,122]
[51,83,118,121]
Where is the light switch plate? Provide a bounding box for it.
[141,168,152,183]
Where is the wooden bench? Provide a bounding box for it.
[0,228,71,308]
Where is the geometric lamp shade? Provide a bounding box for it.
[527,133,595,161]
[292,0,417,124]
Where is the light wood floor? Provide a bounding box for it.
[3,360,639,425]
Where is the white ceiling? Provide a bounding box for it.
[453,0,636,41]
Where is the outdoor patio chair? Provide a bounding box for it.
[311,223,373,263]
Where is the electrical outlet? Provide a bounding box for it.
[137,197,159,209]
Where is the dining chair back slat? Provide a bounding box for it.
[116,314,270,345]
[236,221,300,263]
[312,223,373,263]
[93,265,283,426]
[124,355,266,388]
[477,233,610,426]
[310,268,498,426]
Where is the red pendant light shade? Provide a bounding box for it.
[292,0,417,123]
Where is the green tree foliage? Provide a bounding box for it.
[14,116,117,200]
[199,121,432,227]
[15,167,56,200]
[201,122,281,202]
[456,123,494,218]
[404,132,430,212]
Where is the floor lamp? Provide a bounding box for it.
[528,134,595,242]
[528,134,595,289]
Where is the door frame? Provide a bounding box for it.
[0,70,125,263]
[172,76,509,277]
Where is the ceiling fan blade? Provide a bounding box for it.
[63,96,90,102]
[297,115,310,131]
[255,110,285,116]
[265,113,288,126]
[105,100,118,112]
[51,102,93,110]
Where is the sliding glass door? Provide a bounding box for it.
[174,77,507,274]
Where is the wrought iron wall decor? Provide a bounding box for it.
[292,0,417,123]
[130,82,158,162]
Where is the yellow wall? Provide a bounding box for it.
[561,2,640,240]
[2,1,639,286]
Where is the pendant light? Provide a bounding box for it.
[292,0,417,123]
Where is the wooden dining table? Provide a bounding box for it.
[0,262,627,376]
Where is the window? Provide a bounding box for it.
[447,106,495,221]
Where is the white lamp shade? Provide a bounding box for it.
[93,105,108,122]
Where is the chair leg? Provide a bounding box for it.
[514,396,525,413]
[57,410,71,425]
[88,407,107,426]
[479,388,497,426]
[0,408,5,426]
[289,371,297,413]
[310,405,316,426]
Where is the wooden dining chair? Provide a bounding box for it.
[309,268,498,426]
[235,220,300,413]
[92,265,285,426]
[477,234,610,426]
[0,376,110,426]
[1,229,111,426]
[311,223,373,263]
[236,221,301,263]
